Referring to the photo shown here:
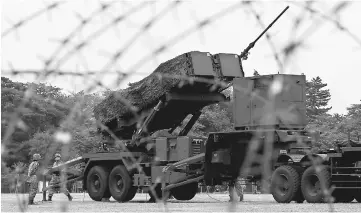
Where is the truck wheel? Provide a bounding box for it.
[86,165,110,201]
[171,182,198,201]
[271,165,301,203]
[124,184,137,201]
[301,166,331,203]
[293,166,305,203]
[122,168,138,202]
[109,165,135,202]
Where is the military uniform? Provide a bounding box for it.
[27,154,41,205]
[48,154,73,201]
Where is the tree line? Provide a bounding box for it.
[1,74,360,171]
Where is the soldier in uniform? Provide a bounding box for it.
[228,177,246,202]
[27,153,41,205]
[48,153,73,201]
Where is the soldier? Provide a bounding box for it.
[228,177,245,202]
[27,153,41,205]
[48,153,73,201]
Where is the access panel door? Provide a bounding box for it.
[233,78,254,128]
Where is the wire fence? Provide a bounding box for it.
[1,0,361,212]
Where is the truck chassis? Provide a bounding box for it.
[270,146,361,203]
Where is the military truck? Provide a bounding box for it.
[43,6,360,203]
[46,51,360,204]
[46,50,318,202]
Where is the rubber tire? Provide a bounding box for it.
[171,182,198,201]
[108,165,135,202]
[124,184,137,202]
[333,189,354,203]
[271,165,301,203]
[301,166,331,203]
[293,166,305,203]
[86,165,110,201]
[123,168,138,202]
[354,189,361,202]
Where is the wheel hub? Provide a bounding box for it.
[314,181,321,191]
[307,175,321,196]
[277,174,290,196]
[117,179,123,187]
[114,175,124,192]
[92,174,101,192]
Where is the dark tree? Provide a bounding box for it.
[347,103,361,118]
[1,77,69,166]
[345,103,361,139]
[306,76,332,120]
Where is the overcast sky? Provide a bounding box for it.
[1,0,361,114]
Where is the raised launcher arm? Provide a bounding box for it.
[98,3,289,142]
[124,52,245,147]
[130,91,229,147]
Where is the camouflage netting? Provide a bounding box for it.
[336,139,361,148]
[93,51,218,138]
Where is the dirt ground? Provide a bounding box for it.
[1,193,360,212]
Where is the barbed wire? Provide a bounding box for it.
[40,1,120,70]
[2,0,360,211]
[1,2,65,38]
[48,1,155,72]
[122,1,247,75]
[290,1,361,47]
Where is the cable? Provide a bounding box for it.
[205,187,225,202]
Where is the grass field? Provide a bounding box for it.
[1,193,360,212]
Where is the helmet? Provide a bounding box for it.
[33,153,41,161]
[55,153,61,158]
